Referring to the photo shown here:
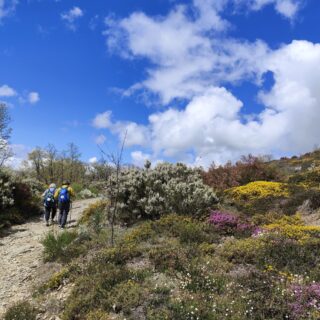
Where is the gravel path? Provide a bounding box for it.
[0,198,98,317]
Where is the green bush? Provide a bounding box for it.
[71,182,83,194]
[219,233,320,276]
[4,301,37,320]
[62,264,133,319]
[108,280,146,315]
[281,188,320,214]
[41,230,78,263]
[149,243,188,272]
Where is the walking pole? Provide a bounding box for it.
[69,201,72,225]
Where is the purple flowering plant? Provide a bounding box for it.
[208,210,256,236]
[289,283,320,319]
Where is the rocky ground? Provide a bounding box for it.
[0,198,98,318]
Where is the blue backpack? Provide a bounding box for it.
[58,187,70,203]
[44,188,56,208]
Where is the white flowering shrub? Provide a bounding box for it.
[79,188,96,199]
[0,170,42,228]
[107,162,218,223]
[21,178,45,196]
[0,170,14,209]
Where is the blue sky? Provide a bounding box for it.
[0,0,320,167]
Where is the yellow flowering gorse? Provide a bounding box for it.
[226,181,290,201]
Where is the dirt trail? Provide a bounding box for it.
[0,198,98,317]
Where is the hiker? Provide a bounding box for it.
[42,183,57,226]
[54,181,75,229]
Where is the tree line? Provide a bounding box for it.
[21,143,114,186]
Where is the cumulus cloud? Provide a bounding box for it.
[105,0,301,104]
[61,6,84,30]
[93,111,149,147]
[99,40,320,166]
[28,92,40,104]
[105,1,270,104]
[100,0,315,166]
[0,84,16,97]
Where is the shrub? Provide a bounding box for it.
[123,215,214,246]
[62,264,137,319]
[123,222,157,245]
[289,283,320,319]
[225,181,292,214]
[219,233,320,275]
[107,280,146,315]
[208,210,256,236]
[180,259,228,295]
[0,170,42,228]
[21,177,45,196]
[0,170,14,209]
[78,188,96,199]
[289,167,320,188]
[4,301,37,320]
[85,310,112,320]
[107,162,218,224]
[97,245,142,266]
[203,154,283,192]
[149,243,189,272]
[71,182,83,194]
[78,200,108,225]
[281,188,320,215]
[41,230,78,263]
[263,215,320,242]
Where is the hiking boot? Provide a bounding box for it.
[45,221,49,227]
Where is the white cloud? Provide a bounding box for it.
[89,157,98,164]
[100,1,314,167]
[95,134,106,145]
[28,92,40,104]
[105,0,301,104]
[131,151,151,167]
[93,111,112,129]
[61,6,84,30]
[0,0,18,21]
[5,144,30,169]
[243,0,301,19]
[111,121,149,147]
[97,40,320,167]
[105,1,270,104]
[0,84,16,97]
[93,111,149,147]
[131,151,163,168]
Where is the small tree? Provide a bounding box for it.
[99,131,127,246]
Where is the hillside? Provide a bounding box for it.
[270,149,320,177]
[2,160,320,320]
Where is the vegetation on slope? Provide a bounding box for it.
[4,153,320,319]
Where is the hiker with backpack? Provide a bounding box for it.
[54,181,75,229]
[42,183,57,226]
